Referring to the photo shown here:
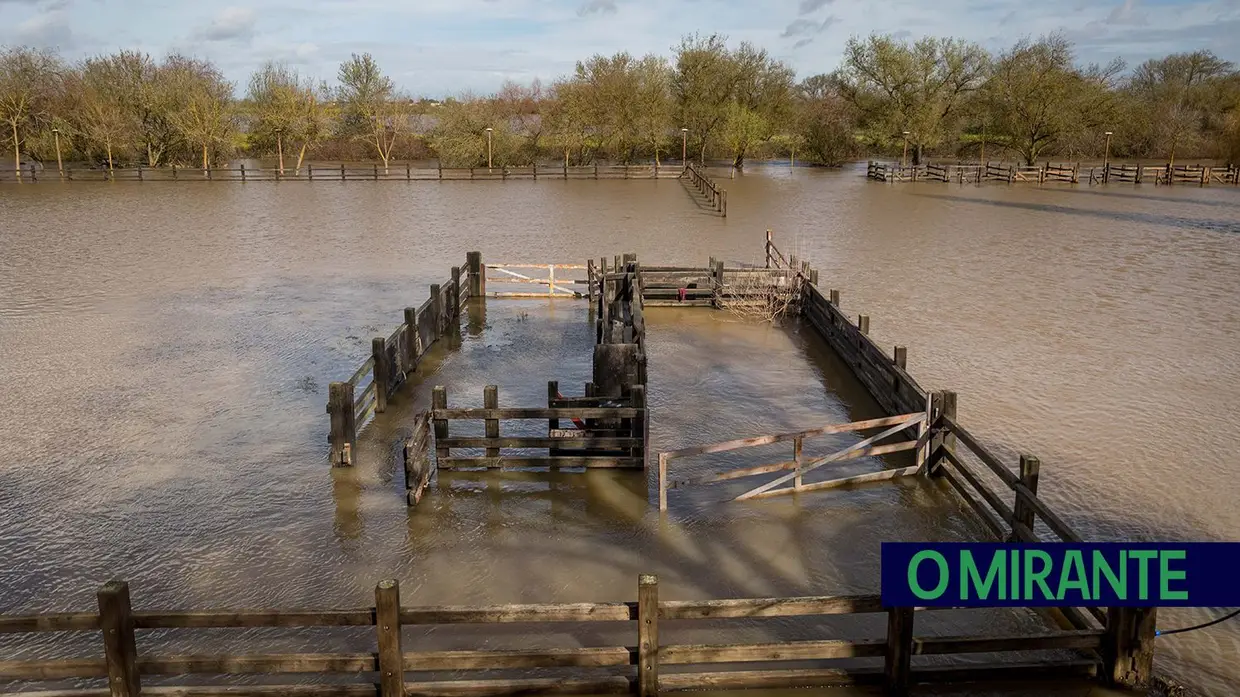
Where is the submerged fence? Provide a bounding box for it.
[0,163,686,183]
[868,160,1239,186]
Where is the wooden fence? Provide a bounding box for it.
[869,160,1238,186]
[0,573,1127,697]
[485,263,588,299]
[680,162,727,216]
[326,253,483,466]
[0,163,684,183]
[424,383,648,471]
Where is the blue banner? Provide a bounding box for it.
[881,542,1240,607]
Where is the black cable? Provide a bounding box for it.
[1156,608,1240,637]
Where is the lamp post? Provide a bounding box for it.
[681,128,688,169]
[902,131,910,169]
[52,127,63,179]
[485,127,493,170]
[1103,131,1113,183]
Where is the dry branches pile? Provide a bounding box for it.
[718,272,799,322]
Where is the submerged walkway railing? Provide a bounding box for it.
[0,574,1124,697]
[867,159,1240,186]
[0,163,684,183]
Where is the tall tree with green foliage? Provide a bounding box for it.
[835,34,989,164]
[1126,50,1234,165]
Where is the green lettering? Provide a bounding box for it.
[1130,550,1157,600]
[961,550,1006,600]
[1024,550,1054,600]
[1057,550,1089,601]
[1092,550,1126,600]
[1159,550,1188,601]
[1011,547,1019,599]
[908,551,949,600]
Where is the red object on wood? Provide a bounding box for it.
[678,288,687,302]
[557,392,588,429]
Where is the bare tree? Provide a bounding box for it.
[718,272,799,323]
[0,47,61,178]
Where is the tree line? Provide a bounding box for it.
[2,33,1238,175]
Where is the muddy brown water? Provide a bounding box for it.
[1,163,1238,695]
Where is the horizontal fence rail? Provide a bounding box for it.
[0,574,1122,697]
[867,160,1238,186]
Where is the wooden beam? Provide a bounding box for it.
[98,581,141,697]
[375,581,403,697]
[637,575,658,697]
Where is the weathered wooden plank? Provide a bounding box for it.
[0,613,99,633]
[434,408,641,419]
[376,581,404,697]
[659,595,883,619]
[133,610,375,629]
[938,466,1006,540]
[661,638,885,664]
[941,416,1019,488]
[403,647,631,670]
[137,654,377,674]
[0,659,109,679]
[660,667,876,691]
[637,575,658,697]
[5,688,379,697]
[438,437,642,449]
[747,464,920,499]
[347,358,376,388]
[914,629,1104,655]
[404,677,632,697]
[438,457,644,469]
[674,440,918,488]
[400,603,633,624]
[98,581,140,697]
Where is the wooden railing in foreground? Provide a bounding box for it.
[680,162,727,216]
[1,574,1119,697]
[326,253,483,466]
[0,163,684,183]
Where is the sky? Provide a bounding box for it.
[2,0,1239,96]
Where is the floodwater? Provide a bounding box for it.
[1,164,1238,695]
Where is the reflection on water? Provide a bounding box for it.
[1,167,1238,694]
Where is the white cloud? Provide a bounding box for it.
[196,6,257,42]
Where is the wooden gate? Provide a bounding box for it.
[485,263,588,298]
[657,397,932,510]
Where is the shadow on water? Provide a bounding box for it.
[911,192,1240,234]
[1044,185,1240,209]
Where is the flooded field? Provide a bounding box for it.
[1,164,1238,693]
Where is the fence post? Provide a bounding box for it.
[484,385,499,461]
[1103,607,1158,688]
[372,337,389,414]
[375,580,405,697]
[240,164,246,182]
[858,315,870,335]
[765,229,772,268]
[98,581,141,697]
[893,346,907,391]
[929,390,957,475]
[404,308,419,371]
[637,574,660,697]
[328,382,356,466]
[373,164,379,181]
[1009,454,1040,541]
[406,162,411,181]
[829,289,840,306]
[547,380,560,452]
[587,259,596,305]
[712,260,724,307]
[308,164,313,181]
[721,189,727,217]
[793,436,804,489]
[451,266,462,320]
[467,251,483,298]
[658,453,669,511]
[884,607,914,697]
[432,386,448,464]
[341,163,345,181]
[631,384,647,466]
[430,284,442,341]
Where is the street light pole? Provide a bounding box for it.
[1103,131,1113,183]
[485,127,493,170]
[681,128,688,169]
[52,128,63,179]
[902,131,910,169]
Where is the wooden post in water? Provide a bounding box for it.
[721,189,727,217]
[765,229,773,268]
[308,164,313,181]
[451,266,463,320]
[884,607,914,697]
[793,436,804,489]
[829,289,840,306]
[713,260,725,307]
[373,164,379,181]
[1009,454,1040,541]
[240,164,246,182]
[484,386,499,459]
[328,382,356,466]
[1103,607,1157,689]
[432,386,448,463]
[99,581,141,697]
[372,337,389,414]
[467,252,483,298]
[637,574,659,697]
[631,384,647,465]
[893,346,907,392]
[658,453,669,510]
[935,391,957,475]
[404,308,419,371]
[341,163,345,181]
[430,284,442,341]
[547,381,560,453]
[587,259,596,305]
[858,315,870,335]
[375,580,404,697]
[406,162,411,181]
